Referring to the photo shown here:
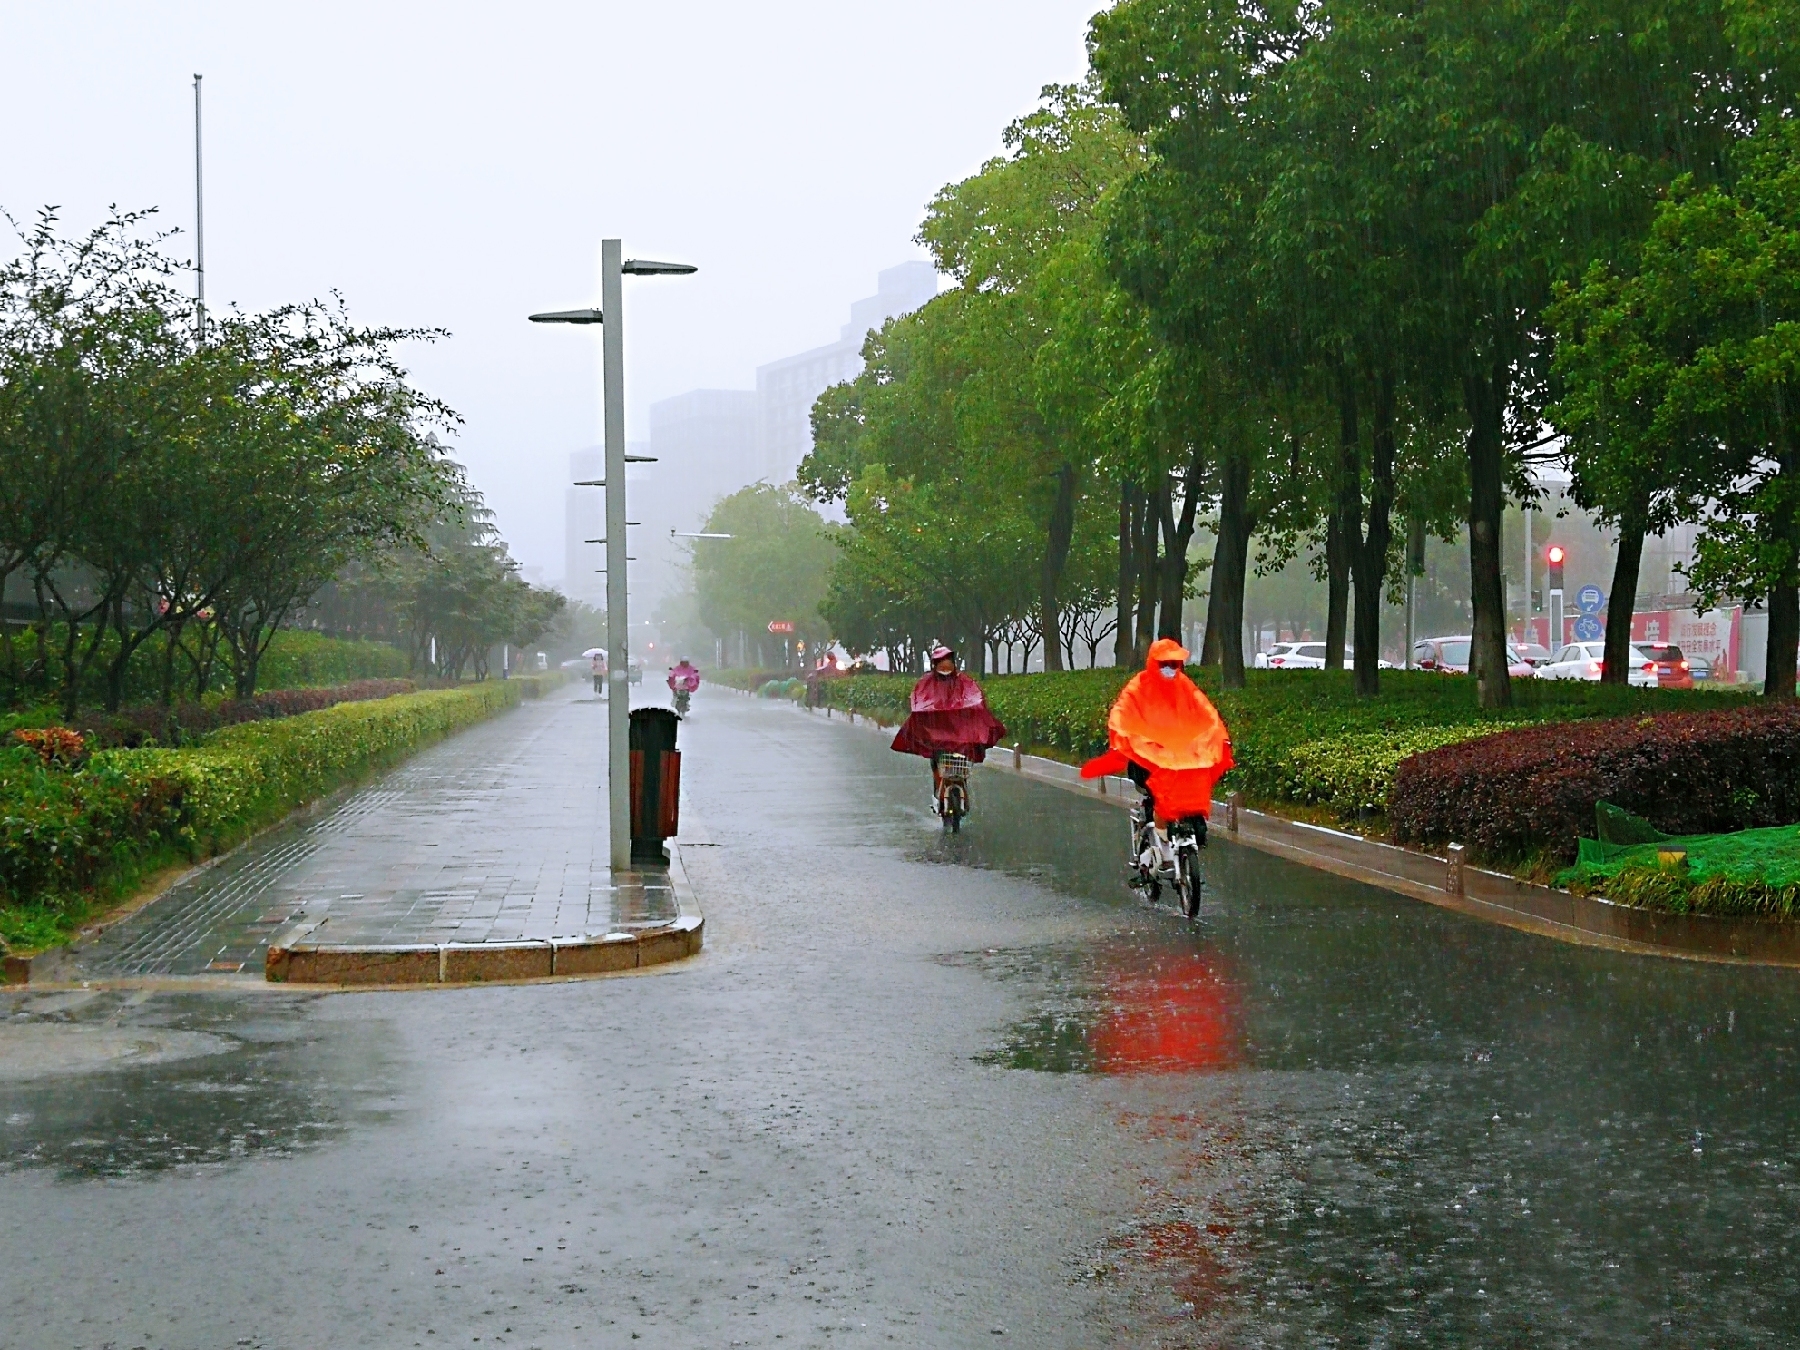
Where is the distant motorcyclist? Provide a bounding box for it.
[667,659,700,695]
[890,644,1006,801]
[1081,638,1233,833]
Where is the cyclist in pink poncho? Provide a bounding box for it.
[890,644,1007,800]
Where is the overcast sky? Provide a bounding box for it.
[2,0,1102,578]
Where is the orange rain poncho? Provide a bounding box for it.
[1080,638,1234,822]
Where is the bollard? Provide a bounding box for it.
[1446,843,1466,896]
[1226,790,1242,834]
[1012,742,1022,771]
[848,708,856,725]
[1098,775,1107,796]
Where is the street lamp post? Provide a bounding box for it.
[532,241,695,872]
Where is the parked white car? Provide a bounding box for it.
[1259,641,1328,669]
[1256,642,1391,670]
[1535,640,1658,687]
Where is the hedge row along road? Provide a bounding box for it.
[0,677,551,953]
[801,667,1753,871]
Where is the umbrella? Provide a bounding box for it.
[582,648,605,658]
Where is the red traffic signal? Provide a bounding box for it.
[1546,545,1565,565]
[1546,544,1565,590]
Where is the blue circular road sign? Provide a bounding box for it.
[1573,613,1604,641]
[1576,584,1605,614]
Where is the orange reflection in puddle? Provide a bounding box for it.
[1089,947,1239,1075]
[1107,1217,1234,1317]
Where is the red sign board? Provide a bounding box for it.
[767,620,795,634]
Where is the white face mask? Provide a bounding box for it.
[1158,665,1179,680]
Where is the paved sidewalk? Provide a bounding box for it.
[68,686,677,978]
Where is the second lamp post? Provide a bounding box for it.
[532,239,695,872]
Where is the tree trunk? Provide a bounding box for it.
[1326,376,1358,672]
[1133,485,1161,661]
[1350,373,1397,697]
[1040,463,1075,672]
[1114,480,1138,668]
[1463,365,1514,709]
[1324,509,1351,669]
[1768,582,1799,699]
[1205,452,1252,688]
[1158,447,1205,640]
[1601,506,1647,685]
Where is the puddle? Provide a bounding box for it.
[0,990,394,1179]
[968,937,1240,1075]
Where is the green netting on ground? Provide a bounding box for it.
[1571,803,1800,889]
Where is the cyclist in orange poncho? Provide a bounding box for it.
[1081,638,1234,825]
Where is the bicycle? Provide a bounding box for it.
[1129,792,1206,918]
[935,752,972,833]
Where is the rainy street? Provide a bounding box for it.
[3,685,1799,1348]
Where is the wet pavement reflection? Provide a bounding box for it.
[879,734,1800,1345]
[3,691,1796,1347]
[0,989,392,1179]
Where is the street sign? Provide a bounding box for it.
[1573,613,1603,641]
[767,620,795,634]
[1576,584,1604,614]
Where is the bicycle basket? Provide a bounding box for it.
[938,752,973,782]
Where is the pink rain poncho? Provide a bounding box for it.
[890,670,1007,762]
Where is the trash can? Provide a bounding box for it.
[628,707,680,866]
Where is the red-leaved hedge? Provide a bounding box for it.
[72,679,416,749]
[1389,702,1800,861]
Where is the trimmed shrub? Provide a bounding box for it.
[0,744,182,907]
[250,631,410,689]
[0,682,524,935]
[0,627,409,711]
[108,682,523,849]
[67,679,416,749]
[1272,723,1529,816]
[1390,702,1800,861]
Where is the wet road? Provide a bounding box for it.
[4,685,1800,1348]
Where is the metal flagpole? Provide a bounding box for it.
[193,74,206,338]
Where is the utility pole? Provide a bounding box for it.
[598,240,630,869]
[193,74,206,338]
[531,246,694,873]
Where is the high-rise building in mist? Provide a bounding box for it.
[559,261,939,608]
[635,391,760,607]
[561,446,605,609]
[754,261,939,483]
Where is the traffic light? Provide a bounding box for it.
[1546,544,1565,592]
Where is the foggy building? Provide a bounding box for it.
[560,446,606,608]
[558,261,939,611]
[754,261,939,482]
[633,392,760,605]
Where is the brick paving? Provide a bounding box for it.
[71,685,679,978]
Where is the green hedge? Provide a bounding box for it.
[0,681,525,950]
[0,626,409,711]
[108,682,522,850]
[254,631,411,689]
[811,667,1750,820]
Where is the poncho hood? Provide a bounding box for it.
[1079,640,1234,820]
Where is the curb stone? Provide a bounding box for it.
[263,842,705,986]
